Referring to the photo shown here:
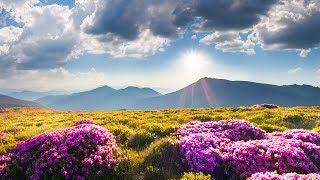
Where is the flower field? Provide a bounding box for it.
[0,107,320,179]
[176,120,320,179]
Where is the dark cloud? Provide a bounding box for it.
[16,38,75,70]
[84,0,148,40]
[188,0,278,31]
[259,12,320,50]
[84,0,278,40]
[0,55,16,77]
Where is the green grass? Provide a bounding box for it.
[1,106,320,179]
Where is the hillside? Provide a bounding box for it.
[0,94,42,108]
[36,86,161,110]
[138,77,320,109]
[0,107,319,179]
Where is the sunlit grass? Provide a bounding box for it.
[0,106,319,178]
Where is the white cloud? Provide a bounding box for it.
[288,67,302,75]
[79,29,170,59]
[200,31,255,55]
[253,0,320,58]
[299,49,311,58]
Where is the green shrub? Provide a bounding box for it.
[191,115,214,122]
[283,115,303,123]
[258,123,288,133]
[143,138,186,179]
[127,130,156,150]
[141,123,174,137]
[109,125,135,144]
[180,172,211,180]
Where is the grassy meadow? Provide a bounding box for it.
[1,107,320,179]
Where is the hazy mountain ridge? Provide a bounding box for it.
[7,90,67,101]
[34,77,320,110]
[0,94,42,108]
[36,86,161,110]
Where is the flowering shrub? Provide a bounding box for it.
[249,172,320,180]
[253,104,280,109]
[75,119,93,125]
[0,155,11,178]
[177,120,266,174]
[1,123,127,179]
[176,120,320,179]
[176,120,266,141]
[221,139,320,178]
[0,107,6,113]
[269,129,320,145]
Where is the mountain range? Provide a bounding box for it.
[0,94,42,108]
[7,90,67,101]
[35,86,161,110]
[33,77,320,110]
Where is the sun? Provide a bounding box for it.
[181,50,208,72]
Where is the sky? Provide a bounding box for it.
[0,0,320,93]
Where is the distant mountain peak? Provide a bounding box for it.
[123,86,140,90]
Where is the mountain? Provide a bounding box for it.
[35,78,320,110]
[136,77,320,109]
[36,86,161,110]
[0,94,42,108]
[8,90,67,101]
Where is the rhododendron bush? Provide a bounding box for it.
[75,119,93,126]
[0,107,6,113]
[0,123,127,179]
[249,172,320,180]
[176,120,320,179]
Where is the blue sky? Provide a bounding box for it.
[0,0,319,93]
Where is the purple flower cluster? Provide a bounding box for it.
[1,123,126,179]
[75,119,93,125]
[269,129,320,145]
[176,120,320,179]
[249,172,320,180]
[0,107,6,113]
[176,120,266,141]
[0,155,11,178]
[253,104,280,109]
[221,138,320,178]
[177,120,266,173]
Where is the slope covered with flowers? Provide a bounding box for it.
[0,122,127,179]
[1,107,320,179]
[176,120,320,179]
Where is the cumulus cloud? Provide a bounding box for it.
[254,0,320,56]
[0,4,79,72]
[200,31,255,54]
[288,67,302,75]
